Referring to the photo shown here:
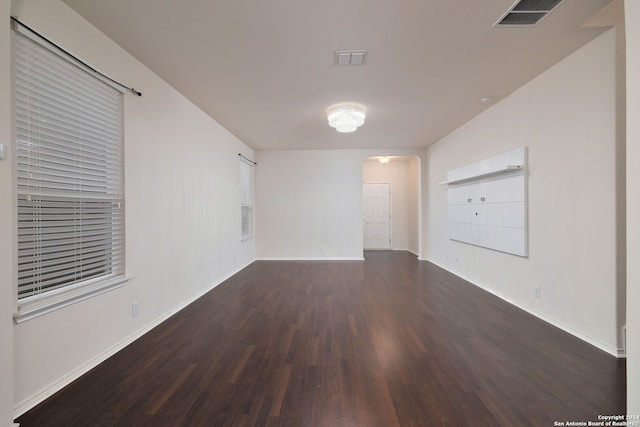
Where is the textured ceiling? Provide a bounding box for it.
[61,0,612,150]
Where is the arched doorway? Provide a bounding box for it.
[362,155,421,257]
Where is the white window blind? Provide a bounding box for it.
[240,158,254,240]
[14,28,125,317]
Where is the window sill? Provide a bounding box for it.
[14,275,132,324]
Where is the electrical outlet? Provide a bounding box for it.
[533,286,541,298]
[132,301,139,317]
[320,245,325,253]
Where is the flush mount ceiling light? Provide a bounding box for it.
[327,104,366,133]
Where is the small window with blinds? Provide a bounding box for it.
[240,158,254,240]
[14,26,126,321]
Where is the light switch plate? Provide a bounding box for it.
[0,144,5,160]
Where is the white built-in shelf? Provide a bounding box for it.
[439,165,523,185]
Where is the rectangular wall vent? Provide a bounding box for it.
[495,0,564,26]
[335,50,367,65]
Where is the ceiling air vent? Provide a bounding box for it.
[335,50,367,65]
[495,0,564,26]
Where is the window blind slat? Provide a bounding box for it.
[15,45,121,116]
[15,135,121,167]
[17,190,122,201]
[15,96,120,143]
[14,86,120,141]
[15,116,120,151]
[18,254,114,283]
[18,245,124,267]
[18,241,124,264]
[14,44,123,104]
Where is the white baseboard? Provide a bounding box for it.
[13,261,253,419]
[427,259,624,358]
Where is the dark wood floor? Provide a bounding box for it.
[16,251,625,426]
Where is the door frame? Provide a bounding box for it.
[361,155,423,259]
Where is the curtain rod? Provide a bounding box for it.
[11,16,142,97]
[238,153,257,165]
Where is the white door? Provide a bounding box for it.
[363,183,391,249]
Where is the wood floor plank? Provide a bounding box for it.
[16,251,625,426]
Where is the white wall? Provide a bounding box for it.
[363,158,416,251]
[407,157,420,256]
[255,150,364,260]
[626,0,640,414]
[256,149,426,260]
[0,1,14,425]
[8,0,255,416]
[426,29,622,355]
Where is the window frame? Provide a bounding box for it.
[13,22,128,323]
[240,157,255,241]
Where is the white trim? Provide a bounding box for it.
[442,147,527,184]
[427,258,624,358]
[439,165,523,185]
[12,262,253,418]
[256,257,365,261]
[14,276,131,324]
[407,249,420,258]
